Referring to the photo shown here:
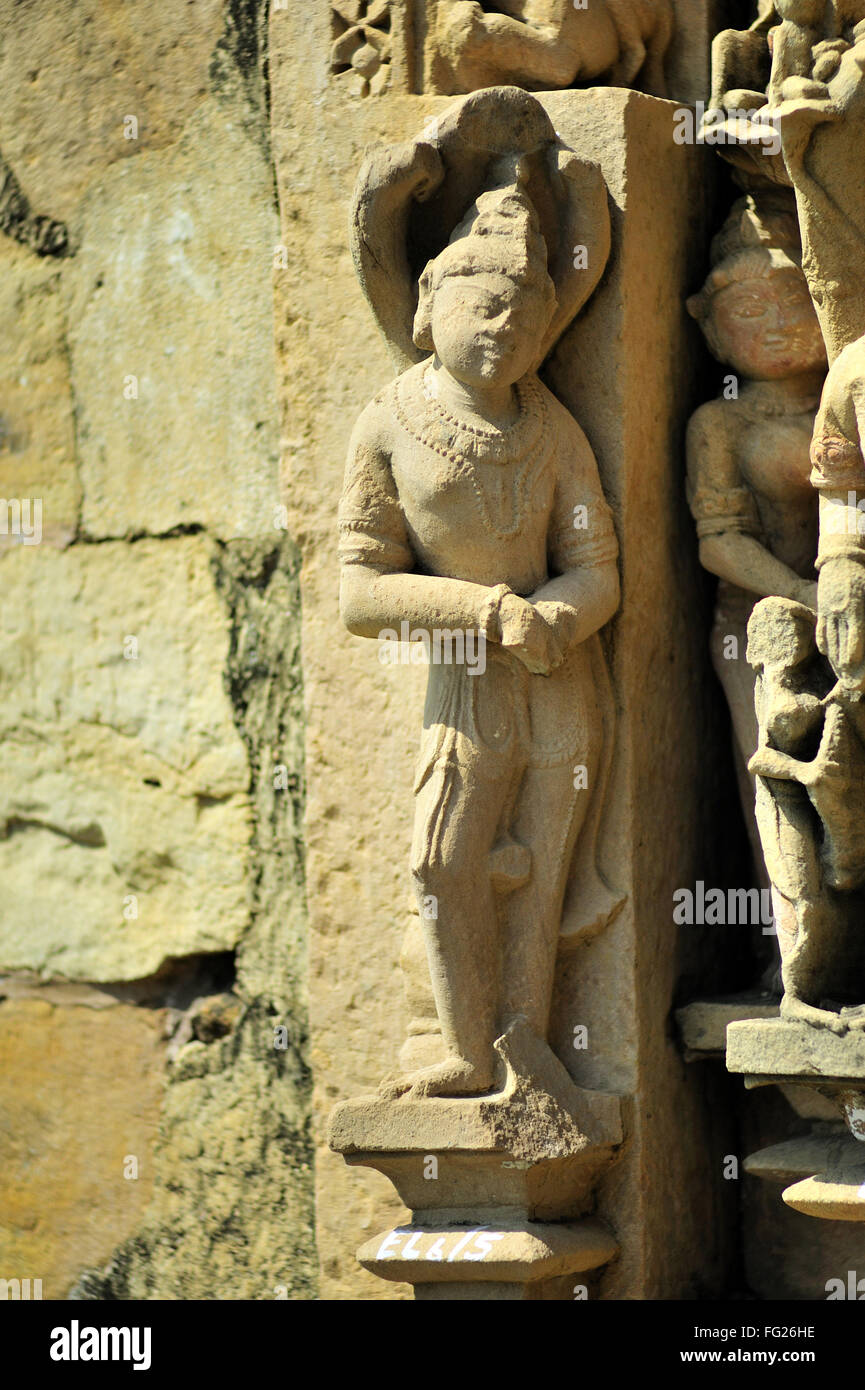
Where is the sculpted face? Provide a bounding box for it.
[430,270,554,388]
[703,266,827,380]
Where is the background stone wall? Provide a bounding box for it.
[0,0,315,1301]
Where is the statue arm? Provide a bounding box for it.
[340,564,502,640]
[532,411,621,649]
[687,403,814,603]
[700,532,815,603]
[338,408,504,637]
[338,403,570,672]
[530,564,620,648]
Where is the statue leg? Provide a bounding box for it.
[500,755,594,1042]
[381,754,521,1098]
[768,22,818,103]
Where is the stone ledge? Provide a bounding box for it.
[727,1018,865,1082]
[676,992,779,1059]
[357,1218,617,1284]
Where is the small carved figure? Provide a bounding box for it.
[747,596,865,1028]
[430,0,673,96]
[764,12,865,357]
[709,0,776,112]
[686,193,826,892]
[768,0,865,101]
[339,107,620,1097]
[734,12,865,1036]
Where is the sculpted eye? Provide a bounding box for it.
[733,299,768,318]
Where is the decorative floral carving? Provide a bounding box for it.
[330,1,392,97]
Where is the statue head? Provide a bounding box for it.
[747,596,817,678]
[687,194,826,381]
[412,157,557,388]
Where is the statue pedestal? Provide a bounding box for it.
[355,1220,617,1300]
[727,1018,865,1222]
[329,1021,621,1298]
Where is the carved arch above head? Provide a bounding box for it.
[349,85,611,373]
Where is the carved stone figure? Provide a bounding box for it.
[708,0,776,113]
[337,89,620,1098]
[766,9,865,358]
[747,597,865,1026]
[427,0,673,97]
[768,0,865,102]
[719,3,865,1225]
[739,5,865,1025]
[703,1,779,179]
[686,192,826,898]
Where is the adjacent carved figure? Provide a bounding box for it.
[703,2,865,188]
[747,596,865,1028]
[766,9,865,358]
[708,0,776,113]
[338,90,620,1097]
[768,0,865,101]
[428,0,673,96]
[686,193,826,895]
[734,7,865,1032]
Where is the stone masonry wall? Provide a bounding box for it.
[0,0,315,1301]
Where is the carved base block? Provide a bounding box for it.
[329,1022,622,1218]
[727,1017,865,1223]
[329,1024,621,1297]
[357,1218,617,1300]
[727,1017,865,1127]
[675,993,779,1061]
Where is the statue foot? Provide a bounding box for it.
[780,991,848,1034]
[378,1054,495,1100]
[839,1004,865,1031]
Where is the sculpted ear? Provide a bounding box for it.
[686,293,701,320]
[412,263,436,352]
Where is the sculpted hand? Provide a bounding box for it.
[816,558,865,690]
[497,592,563,676]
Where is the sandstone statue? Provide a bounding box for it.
[765,7,865,357]
[428,0,673,96]
[738,9,865,1030]
[686,192,826,901]
[338,89,620,1098]
[747,595,865,1028]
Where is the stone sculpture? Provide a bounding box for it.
[427,0,673,97]
[747,596,865,1027]
[742,7,865,1025]
[338,88,620,1099]
[766,7,865,358]
[722,1,865,1224]
[685,192,826,899]
[742,338,865,1031]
